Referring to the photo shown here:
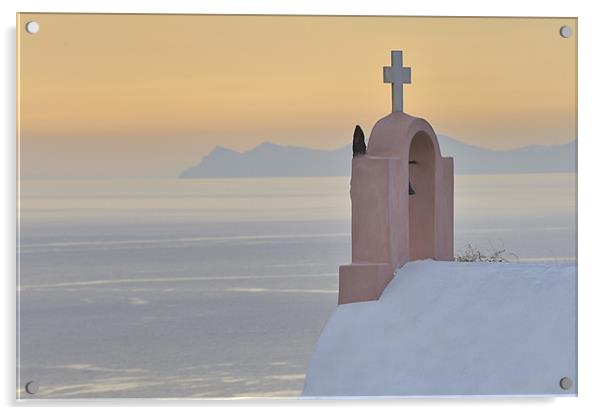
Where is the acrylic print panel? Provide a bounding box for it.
[17,14,577,399]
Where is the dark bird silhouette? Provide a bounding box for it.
[352,125,366,157]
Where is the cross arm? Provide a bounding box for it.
[383,66,411,84]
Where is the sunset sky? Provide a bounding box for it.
[18,14,577,179]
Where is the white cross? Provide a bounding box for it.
[383,50,411,113]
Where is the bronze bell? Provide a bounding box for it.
[409,160,416,195]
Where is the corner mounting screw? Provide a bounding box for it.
[559,377,573,390]
[25,381,38,395]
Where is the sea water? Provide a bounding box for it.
[17,173,576,398]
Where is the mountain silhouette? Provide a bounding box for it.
[179,136,576,178]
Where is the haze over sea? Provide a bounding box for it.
[18,173,576,398]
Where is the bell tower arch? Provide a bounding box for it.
[338,51,454,305]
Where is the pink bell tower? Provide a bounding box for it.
[338,51,454,305]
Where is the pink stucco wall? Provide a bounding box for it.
[338,112,453,304]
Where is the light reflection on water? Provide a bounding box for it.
[17,174,576,398]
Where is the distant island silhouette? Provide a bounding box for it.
[179,136,576,178]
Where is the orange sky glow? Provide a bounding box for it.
[18,14,577,179]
